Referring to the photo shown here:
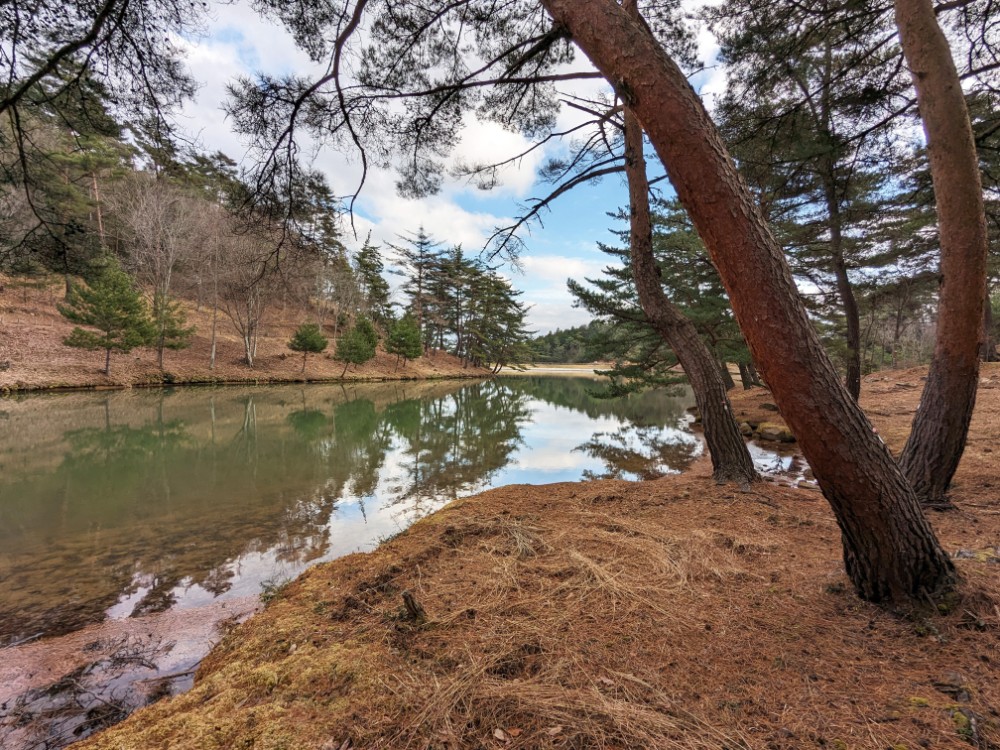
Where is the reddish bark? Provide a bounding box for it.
[540,0,954,602]
[894,0,989,507]
[624,109,758,484]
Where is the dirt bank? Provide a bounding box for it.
[0,276,489,391]
[75,365,1000,749]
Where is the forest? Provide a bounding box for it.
[0,80,531,378]
[2,0,1000,748]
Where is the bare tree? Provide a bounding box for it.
[219,229,277,368]
[110,173,197,368]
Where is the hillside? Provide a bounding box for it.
[0,277,489,391]
[75,365,1000,750]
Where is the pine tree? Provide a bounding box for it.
[354,233,392,326]
[151,292,195,370]
[58,259,154,376]
[288,322,329,373]
[355,315,379,351]
[334,320,377,377]
[386,315,423,368]
[389,227,444,349]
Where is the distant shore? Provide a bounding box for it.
[0,277,491,393]
[501,363,610,377]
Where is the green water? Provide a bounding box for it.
[0,377,699,645]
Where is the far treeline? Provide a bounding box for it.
[0,74,531,377]
[1,0,998,607]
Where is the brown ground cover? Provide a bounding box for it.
[0,276,487,391]
[75,365,1000,750]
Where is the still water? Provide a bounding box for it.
[0,376,702,649]
[2,377,708,747]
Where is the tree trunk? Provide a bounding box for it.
[718,360,736,391]
[302,352,307,373]
[210,302,218,370]
[104,348,112,376]
[243,335,254,368]
[747,361,764,387]
[624,108,757,484]
[983,292,996,362]
[542,0,954,602]
[738,362,755,390]
[91,173,106,247]
[894,0,988,507]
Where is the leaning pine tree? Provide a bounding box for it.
[542,0,955,602]
[59,259,154,377]
[623,106,758,485]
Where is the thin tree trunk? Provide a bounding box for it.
[104,347,111,376]
[747,361,764,387]
[624,108,757,484]
[738,362,755,390]
[210,302,218,370]
[718,360,736,391]
[981,289,995,362]
[542,0,954,602]
[91,173,106,247]
[894,0,988,507]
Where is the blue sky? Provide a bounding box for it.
[176,3,725,333]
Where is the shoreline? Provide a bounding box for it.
[0,369,490,396]
[70,365,1000,749]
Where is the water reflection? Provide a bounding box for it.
[0,377,697,646]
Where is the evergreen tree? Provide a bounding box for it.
[151,292,195,370]
[389,227,444,348]
[353,233,392,326]
[288,322,329,373]
[355,315,379,351]
[709,0,908,399]
[386,314,423,368]
[569,200,750,394]
[58,259,154,376]
[334,320,377,377]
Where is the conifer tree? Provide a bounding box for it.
[334,319,377,377]
[389,227,444,349]
[386,315,423,369]
[59,259,154,376]
[353,233,392,326]
[288,322,329,373]
[151,292,195,371]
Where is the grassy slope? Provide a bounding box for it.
[0,276,488,390]
[75,365,1000,750]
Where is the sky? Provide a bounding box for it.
[174,3,727,333]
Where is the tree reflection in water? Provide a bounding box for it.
[576,424,700,480]
[0,377,695,645]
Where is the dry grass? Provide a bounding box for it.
[0,275,488,391]
[76,365,1000,750]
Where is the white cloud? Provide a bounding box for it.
[523,300,593,334]
[520,254,607,285]
[170,3,735,332]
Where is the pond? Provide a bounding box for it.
[1,375,723,749]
